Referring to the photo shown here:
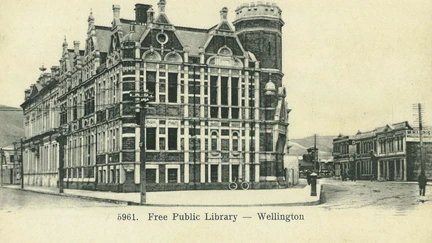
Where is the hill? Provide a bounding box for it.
[0,105,24,147]
[289,135,335,160]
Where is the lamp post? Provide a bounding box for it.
[131,90,153,205]
[55,126,67,193]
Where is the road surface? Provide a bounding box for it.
[1,181,431,243]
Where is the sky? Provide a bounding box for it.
[0,0,431,138]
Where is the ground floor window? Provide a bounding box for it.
[146,169,157,183]
[232,165,239,181]
[211,165,218,182]
[167,168,178,183]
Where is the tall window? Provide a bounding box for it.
[221,77,228,105]
[168,73,178,103]
[146,72,156,95]
[210,76,218,105]
[146,128,156,150]
[211,165,218,182]
[112,129,116,151]
[168,128,178,150]
[231,78,239,106]
[60,103,67,125]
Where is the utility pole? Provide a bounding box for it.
[13,142,17,184]
[0,148,4,187]
[131,90,153,205]
[55,128,66,193]
[413,103,425,173]
[20,139,24,189]
[313,134,317,172]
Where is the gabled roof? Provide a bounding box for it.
[95,27,111,53]
[175,27,209,56]
[154,13,171,24]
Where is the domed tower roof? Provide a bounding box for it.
[62,36,68,48]
[123,32,140,42]
[124,23,141,42]
[264,80,276,96]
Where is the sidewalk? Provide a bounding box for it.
[2,182,322,207]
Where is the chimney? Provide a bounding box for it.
[158,0,166,14]
[135,4,152,24]
[25,89,31,100]
[147,7,155,23]
[113,5,120,18]
[73,41,80,55]
[220,7,228,21]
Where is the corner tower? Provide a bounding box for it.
[233,2,283,71]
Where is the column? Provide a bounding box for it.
[386,161,389,180]
[403,159,407,181]
[399,160,403,180]
[377,160,381,179]
[254,122,260,183]
[228,75,232,119]
[393,160,397,181]
[200,120,205,183]
[184,121,189,183]
[218,160,222,183]
[244,70,250,182]
[207,163,211,183]
[199,67,206,180]
[245,124,250,182]
[217,74,221,119]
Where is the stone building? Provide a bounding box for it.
[332,121,432,181]
[20,1,290,192]
[0,145,20,185]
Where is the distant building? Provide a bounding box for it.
[333,121,432,181]
[318,159,333,176]
[20,1,291,192]
[283,155,299,186]
[0,145,20,185]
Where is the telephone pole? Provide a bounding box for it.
[413,103,425,172]
[55,127,67,193]
[313,134,318,172]
[131,90,153,205]
[20,139,24,189]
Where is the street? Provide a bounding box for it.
[0,188,115,210]
[318,178,428,213]
[1,180,431,243]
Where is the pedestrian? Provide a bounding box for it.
[418,171,427,196]
[306,170,311,185]
[370,173,375,182]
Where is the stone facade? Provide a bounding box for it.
[20,1,290,192]
[333,121,432,181]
